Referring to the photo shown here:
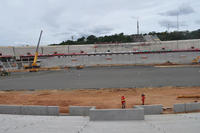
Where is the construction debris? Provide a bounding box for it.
[177,95,200,99]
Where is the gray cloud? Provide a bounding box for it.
[42,10,62,29]
[131,16,139,19]
[159,4,195,16]
[195,20,200,24]
[159,20,178,29]
[53,32,72,37]
[53,25,113,40]
[159,20,187,29]
[89,26,113,35]
[0,0,199,46]
[14,41,30,46]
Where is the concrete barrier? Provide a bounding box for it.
[39,51,200,68]
[185,102,200,112]
[174,103,186,113]
[69,106,95,116]
[21,105,48,115]
[0,105,59,116]
[134,104,163,115]
[47,106,60,116]
[0,105,21,114]
[89,107,144,121]
[173,102,200,113]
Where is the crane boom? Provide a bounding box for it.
[32,30,43,66]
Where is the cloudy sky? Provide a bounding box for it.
[0,0,199,46]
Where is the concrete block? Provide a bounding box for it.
[69,106,96,116]
[0,105,21,114]
[0,105,60,116]
[185,102,200,112]
[134,104,163,115]
[21,105,48,115]
[89,107,144,121]
[173,103,186,113]
[47,106,60,116]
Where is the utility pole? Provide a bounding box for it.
[177,13,179,31]
[167,23,170,32]
[71,36,74,41]
[176,12,179,50]
[137,19,139,35]
[131,16,140,34]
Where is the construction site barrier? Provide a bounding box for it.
[69,106,96,116]
[47,106,60,115]
[38,51,199,68]
[173,102,200,113]
[89,107,144,121]
[185,102,200,112]
[0,105,59,116]
[173,103,185,113]
[134,104,163,115]
[1,50,199,70]
[17,49,200,58]
[0,105,21,114]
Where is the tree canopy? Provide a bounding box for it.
[50,29,200,46]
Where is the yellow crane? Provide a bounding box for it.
[24,30,43,72]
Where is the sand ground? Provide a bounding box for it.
[0,87,200,113]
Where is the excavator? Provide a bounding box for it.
[24,30,43,72]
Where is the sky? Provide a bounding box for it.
[0,0,199,46]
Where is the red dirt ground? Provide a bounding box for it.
[0,86,200,113]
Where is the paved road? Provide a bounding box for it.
[0,113,200,133]
[0,66,200,90]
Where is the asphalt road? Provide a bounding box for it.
[0,66,200,90]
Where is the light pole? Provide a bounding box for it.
[137,18,140,35]
[177,13,179,31]
[176,12,179,50]
[131,16,140,35]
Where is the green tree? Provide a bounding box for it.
[49,29,200,46]
[86,35,97,44]
[77,37,86,44]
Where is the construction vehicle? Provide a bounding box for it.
[192,56,200,64]
[0,62,10,76]
[0,70,10,76]
[24,30,43,72]
[76,65,84,69]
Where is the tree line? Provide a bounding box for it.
[50,29,200,45]
[148,29,200,41]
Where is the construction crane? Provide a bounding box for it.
[24,30,43,72]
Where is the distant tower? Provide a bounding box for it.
[137,19,139,34]
[177,13,179,31]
